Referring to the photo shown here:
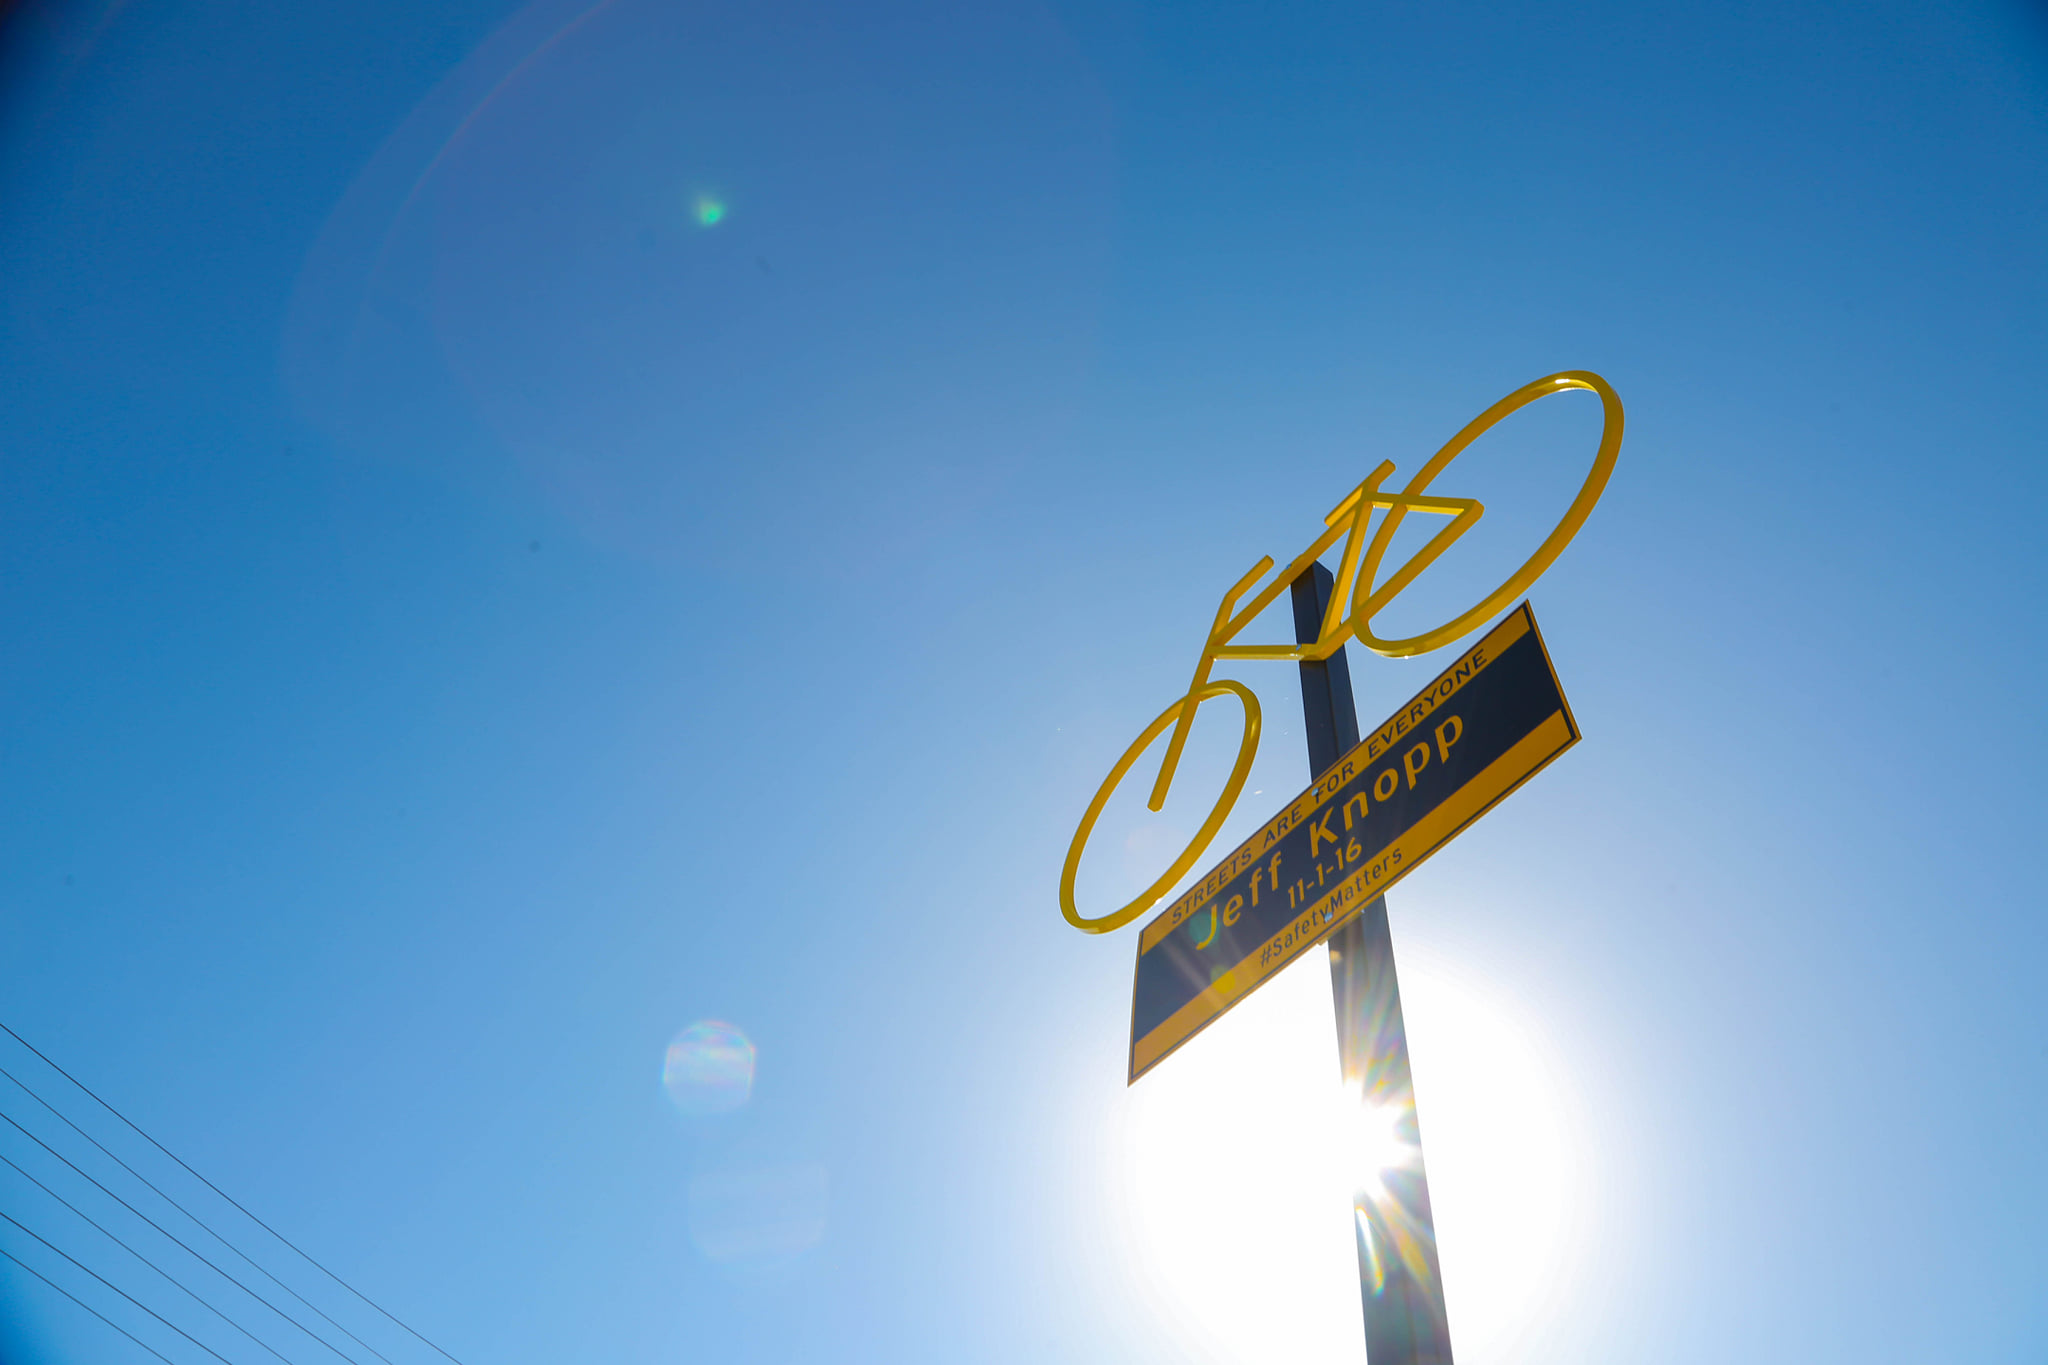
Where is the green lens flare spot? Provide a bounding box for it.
[694,196,727,227]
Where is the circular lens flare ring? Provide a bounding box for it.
[663,1019,756,1115]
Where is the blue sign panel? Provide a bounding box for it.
[1129,603,1577,1082]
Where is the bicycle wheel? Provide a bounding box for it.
[1060,680,1262,934]
[1353,370,1623,657]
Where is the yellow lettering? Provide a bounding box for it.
[1435,714,1463,763]
[1403,742,1431,789]
[1309,811,1338,857]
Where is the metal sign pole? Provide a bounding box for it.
[1290,564,1455,1365]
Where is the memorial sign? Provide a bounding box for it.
[1127,603,1574,1080]
[1057,369,1625,1365]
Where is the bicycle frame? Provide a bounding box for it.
[1145,460,1483,813]
[1060,370,1623,935]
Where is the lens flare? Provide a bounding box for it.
[686,1162,828,1265]
[663,1020,755,1115]
[693,194,726,226]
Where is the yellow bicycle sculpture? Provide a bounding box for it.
[1060,370,1624,935]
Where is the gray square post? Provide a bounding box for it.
[1290,563,1455,1365]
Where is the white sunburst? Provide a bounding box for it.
[1112,942,1586,1365]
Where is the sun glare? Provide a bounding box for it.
[1115,945,1583,1364]
[1339,1089,1414,1200]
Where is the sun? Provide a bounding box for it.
[1338,1088,1414,1201]
[1114,944,1584,1364]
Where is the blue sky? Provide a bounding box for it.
[1,1,2045,1362]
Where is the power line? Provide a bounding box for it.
[0,1022,464,1365]
[0,1146,304,1365]
[0,1242,181,1365]
[0,1207,236,1365]
[0,1086,366,1365]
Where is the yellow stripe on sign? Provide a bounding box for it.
[1130,706,1576,1080]
[1385,707,1574,885]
